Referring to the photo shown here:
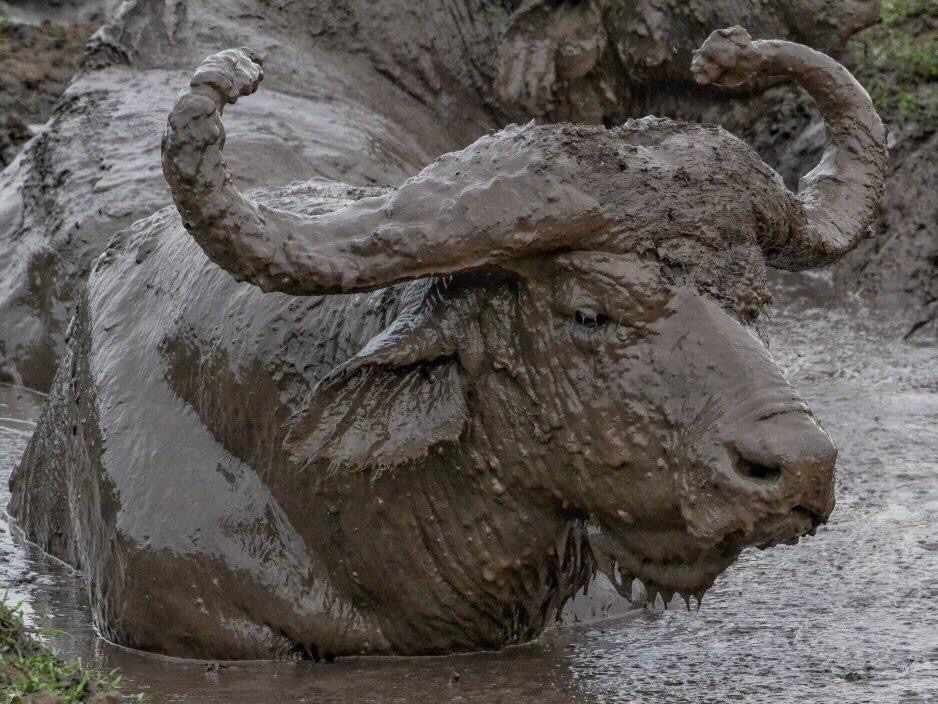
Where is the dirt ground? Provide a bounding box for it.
[0,16,95,167]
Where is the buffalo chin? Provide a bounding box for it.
[594,505,823,608]
[601,543,739,609]
[746,506,823,549]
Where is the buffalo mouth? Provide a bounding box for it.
[743,505,825,549]
[599,540,740,609]
[595,505,826,609]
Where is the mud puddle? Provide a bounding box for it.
[2,296,937,703]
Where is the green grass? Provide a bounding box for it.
[882,0,936,24]
[1,598,142,703]
[850,0,938,124]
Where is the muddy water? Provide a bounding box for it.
[2,291,937,703]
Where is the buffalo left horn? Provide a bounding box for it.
[161,49,607,295]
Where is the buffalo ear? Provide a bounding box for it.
[285,318,468,474]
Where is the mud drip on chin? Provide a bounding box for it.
[604,556,706,612]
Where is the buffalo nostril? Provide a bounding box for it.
[726,410,836,484]
[731,449,782,482]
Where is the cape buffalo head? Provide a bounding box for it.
[162,30,885,618]
[282,193,837,607]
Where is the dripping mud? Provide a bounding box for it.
[1,278,936,703]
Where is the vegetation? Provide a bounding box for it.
[881,0,935,24]
[1,599,140,704]
[849,0,938,125]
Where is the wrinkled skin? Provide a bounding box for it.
[9,24,886,659]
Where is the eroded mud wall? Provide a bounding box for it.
[0,8,101,168]
[833,4,938,339]
[0,0,503,389]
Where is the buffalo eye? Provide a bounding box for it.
[574,308,609,328]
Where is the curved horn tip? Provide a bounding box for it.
[189,48,265,106]
[690,26,762,88]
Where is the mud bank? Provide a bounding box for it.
[0,16,95,168]
[0,0,495,390]
[833,2,938,339]
[0,0,883,390]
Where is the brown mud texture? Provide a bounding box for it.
[6,0,891,661]
[0,17,95,168]
[0,0,890,391]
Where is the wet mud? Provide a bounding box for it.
[6,27,891,657]
[0,0,884,390]
[3,294,936,701]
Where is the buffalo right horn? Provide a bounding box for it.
[692,27,887,270]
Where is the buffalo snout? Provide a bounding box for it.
[651,290,838,556]
[725,410,837,526]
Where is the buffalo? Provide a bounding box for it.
[9,27,886,659]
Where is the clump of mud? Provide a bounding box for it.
[0,17,94,167]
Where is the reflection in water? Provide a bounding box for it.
[2,293,937,702]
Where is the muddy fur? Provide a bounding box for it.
[7,21,887,658]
